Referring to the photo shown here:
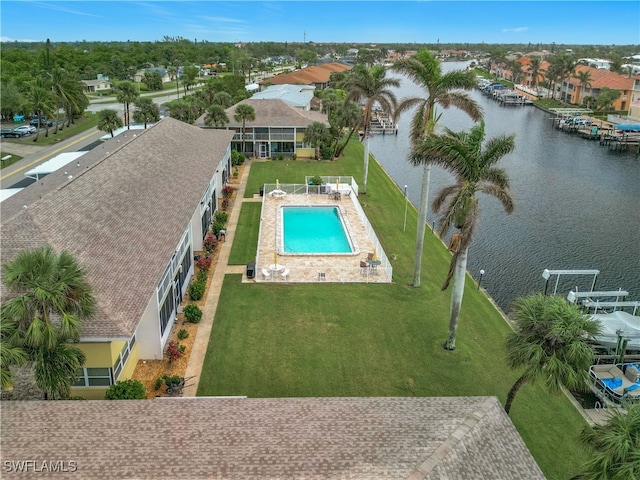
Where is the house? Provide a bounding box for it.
[80,78,113,93]
[195,98,329,159]
[628,77,640,122]
[259,62,352,91]
[0,396,545,479]
[133,67,173,84]
[251,84,316,110]
[514,57,551,88]
[0,118,234,399]
[559,65,638,109]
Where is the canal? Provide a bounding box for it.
[369,62,640,312]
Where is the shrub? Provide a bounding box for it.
[233,167,239,178]
[177,328,189,340]
[211,221,226,236]
[214,211,228,224]
[276,152,284,161]
[154,377,164,390]
[292,153,297,161]
[164,374,182,387]
[204,233,218,253]
[165,340,185,363]
[222,186,234,198]
[183,302,203,323]
[197,268,208,283]
[231,150,245,166]
[309,175,323,185]
[320,145,332,160]
[196,255,212,271]
[104,379,146,400]
[221,199,229,211]
[189,281,205,300]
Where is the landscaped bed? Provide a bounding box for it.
[200,141,591,479]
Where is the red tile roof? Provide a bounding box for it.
[260,62,351,86]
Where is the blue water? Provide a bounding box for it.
[283,206,352,254]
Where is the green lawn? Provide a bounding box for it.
[200,141,590,479]
[0,152,23,170]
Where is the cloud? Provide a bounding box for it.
[0,36,41,43]
[33,1,102,18]
[199,16,245,24]
[502,26,529,33]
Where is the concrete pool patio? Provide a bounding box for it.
[252,178,392,284]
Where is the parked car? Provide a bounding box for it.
[14,125,36,135]
[30,117,54,127]
[1,128,25,138]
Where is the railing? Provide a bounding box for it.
[232,133,295,141]
[256,265,391,284]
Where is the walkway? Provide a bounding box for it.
[182,159,252,396]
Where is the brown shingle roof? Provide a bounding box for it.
[0,396,545,479]
[0,118,234,339]
[196,98,328,127]
[260,62,352,86]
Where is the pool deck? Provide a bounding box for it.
[253,192,391,284]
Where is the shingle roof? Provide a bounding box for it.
[0,396,545,479]
[195,98,328,128]
[260,62,352,86]
[0,118,234,339]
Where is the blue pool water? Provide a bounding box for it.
[282,206,353,254]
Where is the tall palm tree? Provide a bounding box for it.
[412,121,514,350]
[132,97,160,128]
[332,99,362,158]
[510,60,523,85]
[504,294,600,414]
[344,64,399,194]
[528,57,544,94]
[573,403,640,480]
[1,245,96,398]
[212,91,233,108]
[233,103,256,156]
[97,109,123,138]
[303,121,329,160]
[204,105,229,128]
[574,70,593,106]
[0,315,27,390]
[392,50,483,288]
[116,81,140,129]
[24,78,54,142]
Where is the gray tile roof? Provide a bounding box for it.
[0,396,545,479]
[0,118,234,339]
[195,99,328,128]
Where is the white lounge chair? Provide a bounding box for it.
[281,268,290,281]
[261,268,271,280]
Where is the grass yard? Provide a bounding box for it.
[200,141,590,479]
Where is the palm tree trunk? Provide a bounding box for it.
[505,374,528,414]
[413,164,431,287]
[362,133,370,193]
[335,124,358,158]
[444,246,468,350]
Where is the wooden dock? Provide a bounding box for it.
[369,110,398,135]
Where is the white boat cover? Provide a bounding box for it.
[591,311,640,350]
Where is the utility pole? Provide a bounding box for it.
[304,30,306,43]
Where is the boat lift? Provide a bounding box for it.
[567,289,629,304]
[542,268,599,295]
[582,300,640,315]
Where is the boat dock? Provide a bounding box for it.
[368,110,398,135]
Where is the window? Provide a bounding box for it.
[112,335,136,381]
[159,290,175,337]
[73,367,113,387]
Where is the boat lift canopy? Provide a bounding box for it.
[616,124,640,131]
[582,300,640,315]
[542,268,599,295]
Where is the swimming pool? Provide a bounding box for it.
[280,205,356,254]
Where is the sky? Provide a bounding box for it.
[1,1,639,45]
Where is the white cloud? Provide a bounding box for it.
[199,16,245,24]
[502,27,529,33]
[34,1,102,18]
[0,36,41,43]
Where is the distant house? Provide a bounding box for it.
[251,84,316,110]
[560,65,638,109]
[513,57,551,87]
[259,62,352,91]
[81,77,113,93]
[629,77,640,121]
[134,67,173,84]
[195,98,329,159]
[0,118,234,399]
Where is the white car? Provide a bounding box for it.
[14,125,37,135]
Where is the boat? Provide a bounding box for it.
[590,310,640,352]
[589,362,640,405]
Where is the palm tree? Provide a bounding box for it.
[233,103,256,156]
[24,78,54,142]
[392,50,482,288]
[303,121,329,160]
[204,105,229,128]
[510,60,523,85]
[0,315,27,390]
[132,97,160,128]
[332,100,362,158]
[574,70,593,106]
[97,109,123,138]
[528,57,544,94]
[411,121,514,350]
[344,64,399,194]
[1,245,96,398]
[573,403,640,480]
[212,91,233,108]
[504,294,600,414]
[116,81,140,129]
